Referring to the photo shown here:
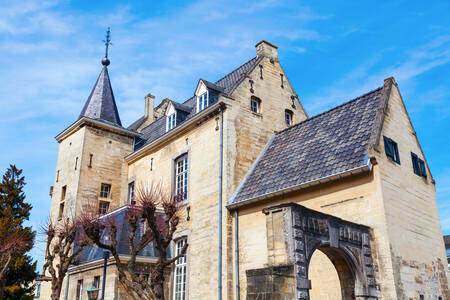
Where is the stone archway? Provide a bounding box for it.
[261,203,379,300]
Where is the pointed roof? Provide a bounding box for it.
[79,64,122,126]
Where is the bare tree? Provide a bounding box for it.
[80,184,188,300]
[41,217,90,300]
[0,229,33,298]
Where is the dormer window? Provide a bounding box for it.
[197,92,208,112]
[167,113,176,130]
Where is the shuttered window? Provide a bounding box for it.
[411,152,427,178]
[383,136,400,164]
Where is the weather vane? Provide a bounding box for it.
[103,27,112,58]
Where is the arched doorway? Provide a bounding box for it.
[309,246,359,300]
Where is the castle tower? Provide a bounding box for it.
[49,51,138,222]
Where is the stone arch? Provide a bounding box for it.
[261,203,380,300]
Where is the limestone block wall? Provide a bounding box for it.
[375,84,449,299]
[234,169,396,299]
[50,127,85,221]
[127,115,221,299]
[76,126,133,214]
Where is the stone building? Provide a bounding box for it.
[39,40,449,299]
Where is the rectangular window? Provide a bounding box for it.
[61,185,67,201]
[197,92,208,111]
[173,237,187,300]
[128,181,135,204]
[76,279,83,300]
[59,202,65,218]
[93,276,100,289]
[98,201,110,215]
[35,282,41,298]
[250,97,261,113]
[100,183,111,198]
[285,109,293,126]
[411,152,427,178]
[383,136,400,164]
[168,113,176,130]
[175,154,188,202]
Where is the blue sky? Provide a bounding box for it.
[1,0,449,269]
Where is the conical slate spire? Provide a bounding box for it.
[78,64,122,126]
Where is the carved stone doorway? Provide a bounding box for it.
[260,203,380,300]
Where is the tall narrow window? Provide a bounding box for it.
[175,154,188,202]
[383,136,400,164]
[93,276,100,289]
[76,279,83,300]
[173,237,187,300]
[167,113,176,130]
[89,154,93,168]
[61,185,67,201]
[98,201,110,215]
[128,181,135,204]
[56,170,59,182]
[250,96,261,113]
[285,109,293,126]
[59,202,65,218]
[35,282,41,298]
[100,183,111,198]
[197,92,208,111]
[75,157,78,170]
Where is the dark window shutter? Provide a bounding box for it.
[411,152,420,175]
[384,136,394,158]
[419,159,427,178]
[392,140,400,164]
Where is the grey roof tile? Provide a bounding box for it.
[229,86,385,206]
[79,66,122,126]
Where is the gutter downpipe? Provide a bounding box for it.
[218,106,224,300]
[234,209,240,300]
[64,272,69,300]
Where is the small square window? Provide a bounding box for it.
[285,109,293,126]
[383,136,400,164]
[100,183,111,198]
[411,152,427,178]
[98,201,110,215]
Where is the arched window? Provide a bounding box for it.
[285,109,293,126]
[250,96,261,113]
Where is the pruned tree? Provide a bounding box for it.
[0,165,36,299]
[41,217,90,300]
[80,184,188,300]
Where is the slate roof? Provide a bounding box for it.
[79,66,122,126]
[228,85,386,207]
[129,56,261,150]
[76,206,167,264]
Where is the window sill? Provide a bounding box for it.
[176,199,189,207]
[251,111,263,118]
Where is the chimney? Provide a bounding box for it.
[145,93,155,122]
[255,40,278,60]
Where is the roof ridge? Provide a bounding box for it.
[215,56,258,85]
[276,86,383,135]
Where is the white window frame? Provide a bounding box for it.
[174,154,188,202]
[197,91,209,112]
[100,183,111,198]
[167,113,177,131]
[285,109,293,126]
[98,200,110,215]
[128,181,135,204]
[76,279,83,300]
[173,237,188,300]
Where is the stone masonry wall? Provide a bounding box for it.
[374,84,450,299]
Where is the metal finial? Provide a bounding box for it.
[102,27,112,66]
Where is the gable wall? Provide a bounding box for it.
[222,55,308,298]
[375,84,450,299]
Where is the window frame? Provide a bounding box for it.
[61,185,67,201]
[128,181,135,205]
[174,154,189,203]
[285,109,293,126]
[411,152,427,178]
[250,96,261,114]
[383,136,400,164]
[76,279,83,300]
[173,237,188,300]
[93,276,101,289]
[197,91,209,112]
[167,113,177,131]
[100,183,111,199]
[98,200,110,215]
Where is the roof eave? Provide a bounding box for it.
[125,101,226,163]
[55,117,141,142]
[227,160,373,210]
